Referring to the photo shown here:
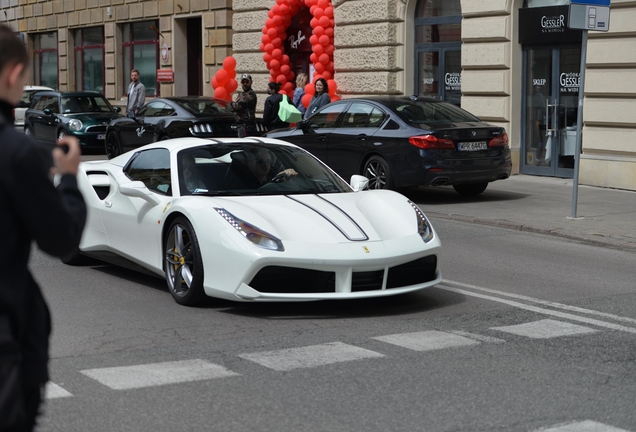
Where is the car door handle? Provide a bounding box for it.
[357,134,367,140]
[104,200,112,208]
[319,135,327,141]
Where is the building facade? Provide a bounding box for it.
[2,0,635,190]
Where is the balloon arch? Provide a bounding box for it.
[212,0,338,107]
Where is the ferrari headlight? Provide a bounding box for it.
[68,119,83,131]
[215,208,284,251]
[409,200,434,243]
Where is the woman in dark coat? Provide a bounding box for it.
[262,82,291,131]
[304,78,331,119]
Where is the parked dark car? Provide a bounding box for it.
[24,91,122,151]
[266,96,512,195]
[104,97,267,159]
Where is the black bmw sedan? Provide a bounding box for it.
[265,96,512,195]
[105,97,266,159]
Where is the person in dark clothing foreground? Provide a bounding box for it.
[0,24,87,432]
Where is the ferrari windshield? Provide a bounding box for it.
[178,99,235,117]
[61,95,114,114]
[386,99,481,126]
[178,143,352,196]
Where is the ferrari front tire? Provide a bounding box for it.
[105,133,122,159]
[164,217,206,306]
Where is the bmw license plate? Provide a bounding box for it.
[97,134,105,140]
[458,141,487,151]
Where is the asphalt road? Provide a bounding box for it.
[30,217,636,432]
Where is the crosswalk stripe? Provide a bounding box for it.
[80,359,240,390]
[532,420,631,431]
[45,382,73,399]
[238,342,384,371]
[492,319,598,339]
[373,330,480,351]
[448,330,506,344]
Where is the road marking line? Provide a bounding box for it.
[532,420,631,431]
[80,359,240,390]
[492,319,598,339]
[448,330,506,344]
[238,342,384,371]
[438,285,636,335]
[373,330,480,351]
[45,382,73,399]
[443,279,636,326]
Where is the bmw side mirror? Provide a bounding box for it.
[350,175,369,192]
[114,107,121,113]
[43,108,52,115]
[297,119,308,130]
[127,111,135,119]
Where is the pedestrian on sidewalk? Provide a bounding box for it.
[0,24,87,432]
[126,69,146,116]
[304,78,331,119]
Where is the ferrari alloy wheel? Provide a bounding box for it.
[363,156,393,190]
[164,217,205,306]
[453,182,488,196]
[105,133,122,159]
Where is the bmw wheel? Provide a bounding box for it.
[58,130,66,140]
[24,127,33,137]
[105,133,122,159]
[164,217,205,306]
[453,182,488,196]
[363,156,393,190]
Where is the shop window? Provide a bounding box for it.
[414,0,462,106]
[75,27,104,93]
[33,32,58,90]
[122,21,160,97]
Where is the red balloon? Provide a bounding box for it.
[277,74,287,84]
[269,59,281,70]
[319,53,329,65]
[319,16,330,27]
[272,37,282,47]
[324,6,334,18]
[319,35,330,46]
[267,28,277,38]
[310,18,319,28]
[302,93,313,108]
[325,44,335,55]
[327,79,337,93]
[211,77,219,89]
[310,5,317,15]
[314,7,324,18]
[283,82,294,93]
[309,35,319,45]
[280,64,291,75]
[272,49,283,59]
[318,0,328,8]
[312,44,324,55]
[273,15,283,25]
[314,62,325,74]
[331,95,340,102]
[313,26,325,36]
[216,69,229,86]
[282,55,290,64]
[305,83,315,95]
[214,87,228,100]
[265,43,274,53]
[261,34,270,44]
[310,53,318,64]
[263,53,272,63]
[322,71,332,80]
[280,4,290,14]
[223,56,236,70]
[228,69,236,79]
[266,19,274,27]
[226,79,238,93]
[325,27,334,37]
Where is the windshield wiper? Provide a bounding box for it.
[192,190,243,196]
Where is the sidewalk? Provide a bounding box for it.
[411,174,636,250]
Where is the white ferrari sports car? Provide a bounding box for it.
[70,137,442,306]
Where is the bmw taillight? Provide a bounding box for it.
[408,135,455,150]
[489,132,508,147]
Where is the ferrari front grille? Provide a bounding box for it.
[386,256,437,288]
[351,270,384,292]
[249,266,335,293]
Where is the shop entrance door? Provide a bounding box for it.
[522,46,581,177]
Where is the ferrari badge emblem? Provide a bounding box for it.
[363,246,370,253]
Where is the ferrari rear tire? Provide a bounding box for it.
[105,133,122,159]
[363,156,393,190]
[164,217,206,306]
[453,182,488,196]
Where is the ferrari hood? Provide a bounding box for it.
[205,190,422,244]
